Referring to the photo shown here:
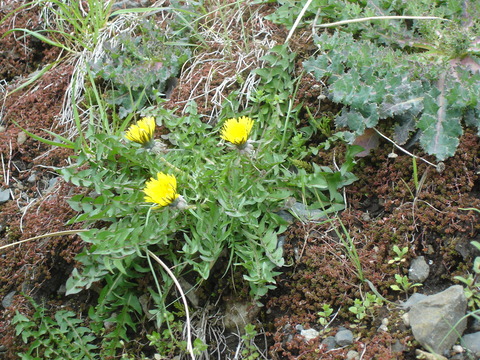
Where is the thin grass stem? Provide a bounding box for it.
[147,250,195,360]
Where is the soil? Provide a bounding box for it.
[1,1,479,360]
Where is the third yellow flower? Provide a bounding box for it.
[220,116,254,146]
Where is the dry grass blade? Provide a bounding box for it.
[285,0,314,43]
[176,1,277,122]
[373,128,439,169]
[0,229,87,251]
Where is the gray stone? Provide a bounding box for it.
[346,350,359,360]
[408,285,467,355]
[48,177,58,189]
[0,189,11,204]
[408,256,430,283]
[452,345,464,354]
[377,318,389,332]
[335,329,354,346]
[27,173,37,183]
[320,336,337,350]
[462,332,480,356]
[301,328,320,341]
[399,292,429,310]
[2,291,16,308]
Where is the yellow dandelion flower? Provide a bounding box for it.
[220,116,254,147]
[143,172,179,208]
[125,117,156,147]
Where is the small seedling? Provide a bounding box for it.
[388,245,409,265]
[390,274,422,294]
[349,299,367,322]
[348,292,383,323]
[241,323,260,360]
[317,304,334,326]
[454,240,480,309]
[364,292,383,308]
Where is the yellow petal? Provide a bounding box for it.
[143,172,179,207]
[220,116,254,145]
[125,117,156,145]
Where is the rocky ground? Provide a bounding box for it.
[0,1,480,359]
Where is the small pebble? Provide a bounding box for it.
[391,340,407,353]
[0,189,11,204]
[48,177,58,189]
[452,345,464,354]
[17,131,27,145]
[27,173,37,183]
[320,336,337,351]
[346,350,359,360]
[377,318,389,332]
[301,328,320,341]
[335,329,354,346]
[408,256,430,283]
[2,291,16,308]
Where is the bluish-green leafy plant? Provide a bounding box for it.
[281,0,480,161]
[90,18,192,118]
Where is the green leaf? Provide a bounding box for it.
[418,89,463,161]
[11,120,75,149]
[3,28,73,52]
[65,266,108,295]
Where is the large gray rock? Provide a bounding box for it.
[408,285,467,355]
[399,292,428,310]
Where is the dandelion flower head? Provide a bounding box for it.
[143,172,179,208]
[125,117,156,147]
[220,116,254,146]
